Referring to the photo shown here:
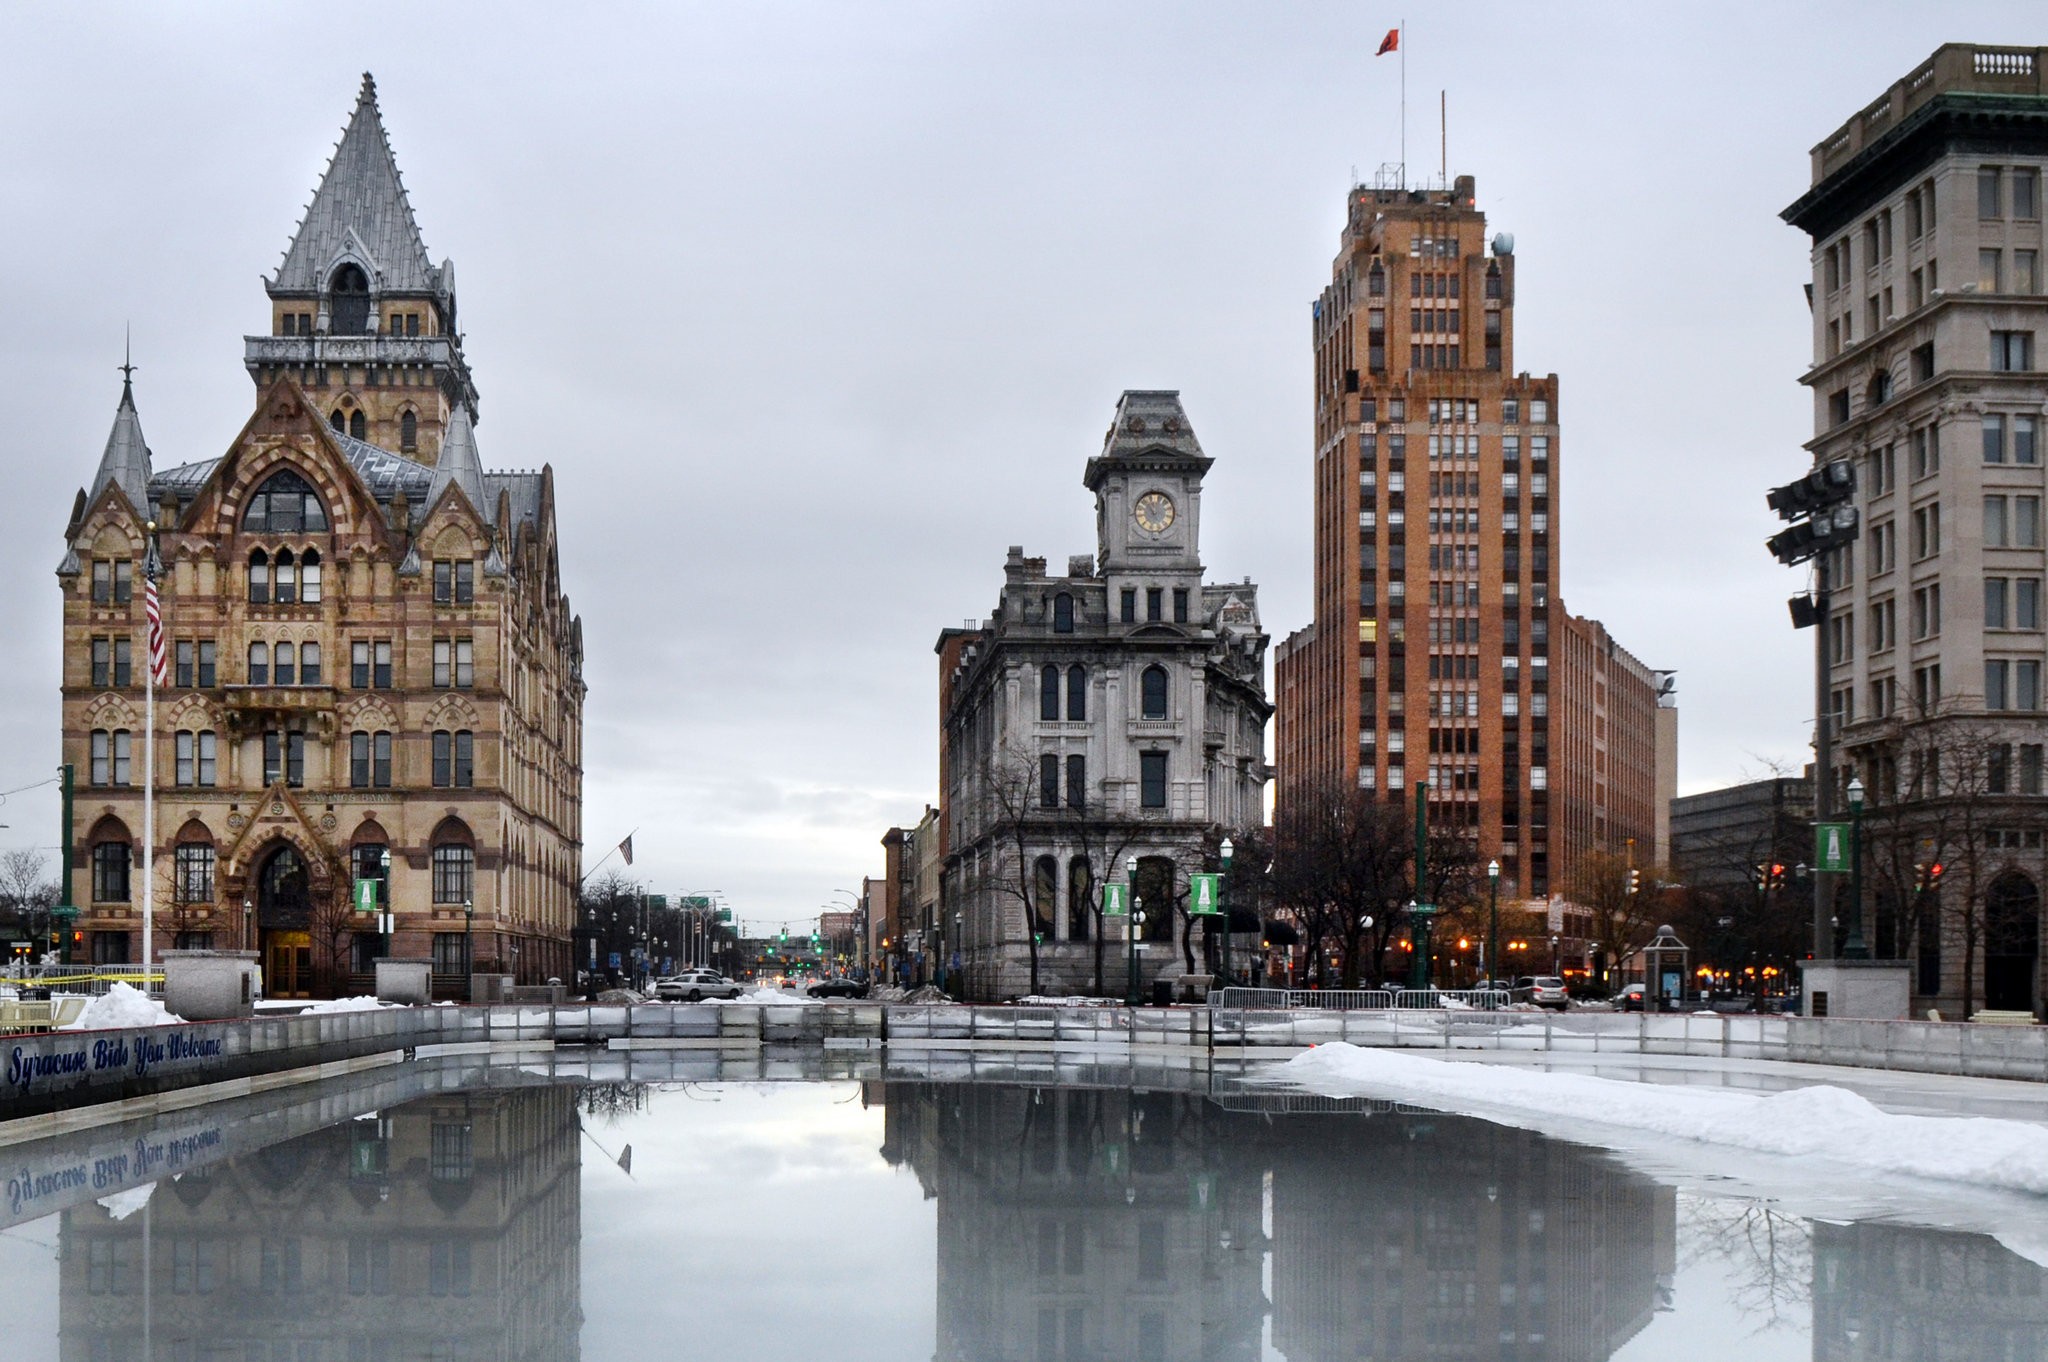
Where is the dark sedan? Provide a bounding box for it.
[806,977,870,1000]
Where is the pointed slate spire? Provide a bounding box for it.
[271,73,438,295]
[427,404,489,523]
[90,363,154,519]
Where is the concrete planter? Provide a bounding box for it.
[373,958,433,1006]
[162,950,261,1020]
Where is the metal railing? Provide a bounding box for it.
[1212,986,1512,1011]
[3,965,164,996]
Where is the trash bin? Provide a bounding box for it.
[1151,979,1174,1007]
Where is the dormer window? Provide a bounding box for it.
[400,410,418,453]
[1052,593,1074,634]
[331,263,371,335]
[243,470,328,534]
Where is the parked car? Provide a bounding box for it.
[1516,976,1569,1010]
[654,969,744,1002]
[806,976,870,1000]
[1617,982,1647,1012]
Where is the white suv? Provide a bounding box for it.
[654,969,744,1002]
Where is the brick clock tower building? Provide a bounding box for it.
[1275,175,1670,918]
[56,76,585,995]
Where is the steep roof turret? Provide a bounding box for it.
[426,404,488,521]
[89,368,153,518]
[270,73,442,297]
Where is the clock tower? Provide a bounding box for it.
[1086,390,1211,584]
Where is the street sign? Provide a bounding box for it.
[1815,822,1850,874]
[1189,1171,1217,1212]
[1410,902,1439,917]
[51,905,78,922]
[1189,873,1222,915]
[1102,883,1128,917]
[609,952,622,969]
[353,878,378,914]
[647,894,668,910]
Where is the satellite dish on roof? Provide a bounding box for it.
[1491,232,1515,257]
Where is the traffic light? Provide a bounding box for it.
[1916,862,1945,892]
[1766,459,1855,521]
[1627,869,1641,895]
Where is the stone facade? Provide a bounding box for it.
[1783,44,2048,1017]
[56,75,584,995]
[937,391,1270,1000]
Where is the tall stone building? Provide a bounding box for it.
[1782,44,2048,1015]
[938,391,1270,1000]
[1274,175,1670,917]
[56,75,584,994]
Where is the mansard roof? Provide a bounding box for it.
[1083,388,1213,489]
[270,73,444,298]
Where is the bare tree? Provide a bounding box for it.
[1568,848,1666,977]
[0,849,55,941]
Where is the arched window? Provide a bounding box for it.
[300,549,322,604]
[1067,858,1092,941]
[349,410,367,441]
[242,470,328,534]
[299,641,322,686]
[432,834,475,905]
[330,264,371,335]
[329,410,345,433]
[174,824,216,906]
[1052,593,1074,634]
[1039,753,1059,809]
[257,843,310,922]
[247,641,269,686]
[400,410,418,453]
[274,548,296,605]
[93,835,132,903]
[1033,856,1058,937]
[1141,665,1169,719]
[1040,665,1060,721]
[273,641,296,687]
[1066,665,1087,721]
[247,549,270,603]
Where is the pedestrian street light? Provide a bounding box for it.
[1218,837,1234,987]
[1844,775,1869,959]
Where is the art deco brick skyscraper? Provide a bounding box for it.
[1276,176,1668,912]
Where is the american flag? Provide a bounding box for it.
[145,570,170,687]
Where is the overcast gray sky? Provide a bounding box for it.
[3,3,2039,932]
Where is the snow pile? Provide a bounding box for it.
[59,983,183,1031]
[710,988,819,1005]
[1278,1043,2048,1197]
[1017,994,1121,1008]
[301,995,398,1014]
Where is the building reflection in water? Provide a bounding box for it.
[57,1084,582,1362]
[881,1085,1676,1362]
[1811,1221,2048,1361]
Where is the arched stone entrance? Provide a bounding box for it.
[1984,873,2040,1014]
[257,843,315,998]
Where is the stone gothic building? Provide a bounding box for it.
[937,391,1270,1000]
[56,75,584,995]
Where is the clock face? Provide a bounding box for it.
[1134,491,1176,534]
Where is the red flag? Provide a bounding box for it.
[145,573,170,686]
[1376,28,1398,56]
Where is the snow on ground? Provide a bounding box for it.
[711,988,818,1005]
[58,983,182,1030]
[300,995,399,1014]
[1276,1042,2048,1197]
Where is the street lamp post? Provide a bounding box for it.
[1550,934,1560,975]
[1844,775,1869,959]
[1125,855,1141,1007]
[1219,838,1234,989]
[1486,859,1501,990]
[952,911,963,998]
[1409,779,1433,991]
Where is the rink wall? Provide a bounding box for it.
[6,1001,2048,1123]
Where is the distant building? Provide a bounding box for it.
[880,805,942,985]
[1781,43,2048,1014]
[937,391,1270,1000]
[1670,776,1815,897]
[1273,173,1669,924]
[56,76,584,995]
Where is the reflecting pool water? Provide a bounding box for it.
[0,1062,2042,1360]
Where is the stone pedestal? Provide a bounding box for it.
[373,958,433,1006]
[470,973,514,1004]
[1800,960,1911,1019]
[162,950,260,1020]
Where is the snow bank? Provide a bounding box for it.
[1017,995,1121,1008]
[301,995,398,1014]
[59,983,182,1031]
[713,988,818,1005]
[1279,1042,2048,1197]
